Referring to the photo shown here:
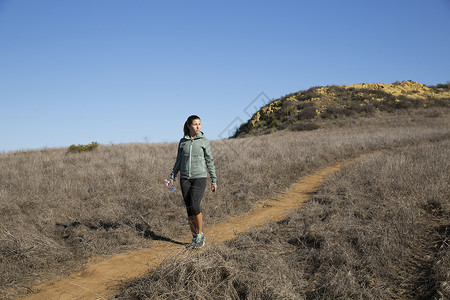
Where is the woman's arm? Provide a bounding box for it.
[169,141,182,182]
[203,138,217,186]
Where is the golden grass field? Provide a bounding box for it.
[1,107,449,299]
[118,139,449,299]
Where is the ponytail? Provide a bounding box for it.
[183,115,201,136]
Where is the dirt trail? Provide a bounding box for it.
[21,154,376,300]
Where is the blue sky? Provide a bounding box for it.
[1,0,449,152]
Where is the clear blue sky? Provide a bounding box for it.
[1,0,449,152]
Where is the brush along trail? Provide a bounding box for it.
[21,153,379,300]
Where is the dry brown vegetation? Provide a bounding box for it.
[234,81,450,137]
[0,109,449,299]
[116,137,449,299]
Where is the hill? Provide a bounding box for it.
[233,81,450,137]
[1,109,449,299]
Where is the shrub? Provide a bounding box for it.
[298,105,317,120]
[67,142,99,153]
[428,97,450,107]
[435,82,450,90]
[295,88,319,101]
[269,119,278,128]
[321,105,352,119]
[290,121,320,131]
[281,100,298,116]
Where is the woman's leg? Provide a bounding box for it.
[188,215,197,237]
[195,212,203,234]
[187,212,202,236]
[182,178,206,238]
[181,179,196,237]
[190,178,206,233]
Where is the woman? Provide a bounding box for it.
[166,115,217,249]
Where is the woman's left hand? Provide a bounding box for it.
[211,184,217,193]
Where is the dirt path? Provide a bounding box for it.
[21,154,376,300]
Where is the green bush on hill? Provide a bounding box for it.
[67,142,99,153]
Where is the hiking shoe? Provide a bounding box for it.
[194,233,206,249]
[186,237,197,249]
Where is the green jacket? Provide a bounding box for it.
[170,131,217,185]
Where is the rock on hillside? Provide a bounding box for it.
[233,81,450,138]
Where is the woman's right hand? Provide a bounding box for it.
[165,179,174,188]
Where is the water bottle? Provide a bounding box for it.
[164,179,176,192]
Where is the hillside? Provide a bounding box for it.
[1,108,449,299]
[233,81,450,137]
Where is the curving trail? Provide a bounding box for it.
[21,153,378,300]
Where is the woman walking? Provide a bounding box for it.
[166,115,217,249]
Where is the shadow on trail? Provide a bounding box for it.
[143,229,186,246]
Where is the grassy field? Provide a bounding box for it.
[0,108,449,298]
[116,139,449,299]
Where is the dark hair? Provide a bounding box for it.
[183,115,201,136]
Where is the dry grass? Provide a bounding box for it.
[116,139,449,300]
[0,109,449,298]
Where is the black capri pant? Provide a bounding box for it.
[180,178,207,216]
